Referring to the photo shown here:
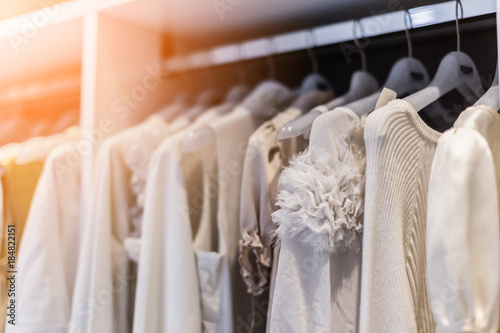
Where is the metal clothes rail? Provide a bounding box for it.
[165,0,496,73]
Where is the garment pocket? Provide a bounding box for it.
[196,250,223,331]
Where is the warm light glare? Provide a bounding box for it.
[0,0,71,21]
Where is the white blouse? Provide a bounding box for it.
[426,105,500,333]
[238,89,333,333]
[270,107,365,333]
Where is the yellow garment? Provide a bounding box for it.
[0,157,43,332]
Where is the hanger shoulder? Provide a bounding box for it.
[277,109,323,140]
[277,71,378,140]
[383,57,429,96]
[405,52,484,112]
[181,127,215,152]
[474,65,498,109]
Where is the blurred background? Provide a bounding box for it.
[0,0,496,146]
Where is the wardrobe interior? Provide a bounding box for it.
[0,0,497,239]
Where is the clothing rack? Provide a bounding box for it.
[1,0,499,332]
[164,0,496,73]
[0,0,496,249]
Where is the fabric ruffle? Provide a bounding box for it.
[272,117,367,253]
[122,117,168,237]
[238,229,272,295]
[124,237,142,263]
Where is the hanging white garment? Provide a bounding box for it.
[360,99,441,333]
[269,107,365,333]
[1,128,79,333]
[121,117,178,261]
[132,103,235,333]
[5,138,81,333]
[14,128,76,165]
[426,105,500,333]
[208,81,295,333]
[70,114,176,333]
[121,102,205,263]
[134,82,294,333]
[191,140,223,333]
[269,89,397,333]
[238,89,333,332]
[238,107,305,293]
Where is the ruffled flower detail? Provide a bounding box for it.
[272,117,367,253]
[238,229,272,295]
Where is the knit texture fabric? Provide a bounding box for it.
[360,99,440,333]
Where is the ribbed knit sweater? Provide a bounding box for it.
[360,99,440,333]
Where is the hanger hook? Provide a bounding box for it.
[265,37,276,79]
[305,29,319,74]
[455,0,463,52]
[404,9,414,58]
[235,44,247,85]
[353,18,368,72]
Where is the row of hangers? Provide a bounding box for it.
[0,75,80,146]
[163,0,498,152]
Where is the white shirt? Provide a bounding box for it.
[426,105,500,333]
[6,140,81,333]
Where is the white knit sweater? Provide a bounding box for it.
[360,99,440,333]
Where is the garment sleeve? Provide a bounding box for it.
[427,128,500,333]
[238,132,273,296]
[6,143,80,333]
[70,139,133,333]
[132,142,202,333]
[269,236,332,333]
